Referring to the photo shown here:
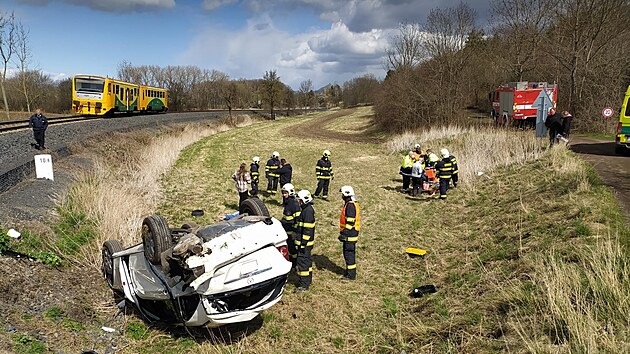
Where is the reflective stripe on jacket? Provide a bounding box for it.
[266,158,280,177]
[296,203,315,248]
[250,163,260,182]
[340,200,360,242]
[316,158,333,180]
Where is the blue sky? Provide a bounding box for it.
[2,0,491,89]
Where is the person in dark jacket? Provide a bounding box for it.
[561,111,573,139]
[250,156,260,197]
[280,183,301,267]
[28,109,48,150]
[265,151,281,195]
[314,150,333,200]
[295,189,316,292]
[545,108,563,146]
[338,186,360,280]
[276,158,293,187]
[435,148,455,200]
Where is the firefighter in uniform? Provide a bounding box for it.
[265,151,281,195]
[339,186,360,280]
[435,148,455,200]
[400,150,414,193]
[295,189,316,292]
[250,156,260,197]
[314,150,333,200]
[280,183,301,267]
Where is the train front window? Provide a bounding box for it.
[75,78,105,93]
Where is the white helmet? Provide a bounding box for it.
[440,148,450,158]
[281,183,296,196]
[429,153,439,163]
[297,189,313,204]
[323,150,331,157]
[414,143,421,149]
[272,151,280,158]
[252,156,260,163]
[340,185,354,197]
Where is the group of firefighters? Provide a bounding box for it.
[243,150,359,292]
[400,144,459,199]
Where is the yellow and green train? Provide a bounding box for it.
[72,75,168,116]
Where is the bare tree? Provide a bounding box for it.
[491,0,556,80]
[261,70,283,118]
[385,22,427,71]
[298,79,313,108]
[14,22,32,113]
[0,12,17,118]
[550,0,630,115]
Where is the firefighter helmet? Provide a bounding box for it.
[414,143,421,149]
[323,150,331,157]
[272,151,280,158]
[252,156,260,163]
[440,148,450,158]
[281,183,296,196]
[429,153,439,163]
[340,185,355,197]
[297,190,313,204]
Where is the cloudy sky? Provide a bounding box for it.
[2,0,492,89]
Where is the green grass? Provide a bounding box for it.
[13,333,46,354]
[153,108,630,352]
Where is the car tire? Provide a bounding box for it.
[142,215,172,265]
[239,198,270,217]
[102,240,123,288]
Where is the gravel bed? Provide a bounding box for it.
[0,112,225,194]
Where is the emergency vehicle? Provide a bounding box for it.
[616,85,630,154]
[490,82,558,127]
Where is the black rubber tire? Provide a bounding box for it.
[102,240,123,288]
[239,198,270,217]
[142,215,172,265]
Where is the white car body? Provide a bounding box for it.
[105,216,292,327]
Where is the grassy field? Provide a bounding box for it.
[3,107,630,353]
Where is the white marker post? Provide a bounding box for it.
[34,154,54,181]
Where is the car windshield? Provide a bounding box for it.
[75,78,105,93]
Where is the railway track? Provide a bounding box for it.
[0,115,98,133]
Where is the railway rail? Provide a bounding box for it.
[0,115,96,133]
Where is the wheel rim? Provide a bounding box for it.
[142,224,155,256]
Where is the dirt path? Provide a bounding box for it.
[285,108,385,143]
[570,136,630,221]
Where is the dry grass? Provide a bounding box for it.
[57,115,256,267]
[386,126,548,190]
[48,107,630,353]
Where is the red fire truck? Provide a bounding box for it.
[490,82,558,128]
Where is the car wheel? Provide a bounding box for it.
[102,240,123,288]
[239,198,270,216]
[142,215,172,265]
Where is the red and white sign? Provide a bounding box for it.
[602,107,614,119]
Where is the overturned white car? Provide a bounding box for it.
[101,198,292,327]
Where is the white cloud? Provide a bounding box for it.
[201,0,238,11]
[18,0,175,13]
[178,17,389,89]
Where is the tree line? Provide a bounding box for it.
[375,0,630,133]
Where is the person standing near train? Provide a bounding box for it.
[29,109,48,150]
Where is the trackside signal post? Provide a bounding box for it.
[533,87,554,138]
